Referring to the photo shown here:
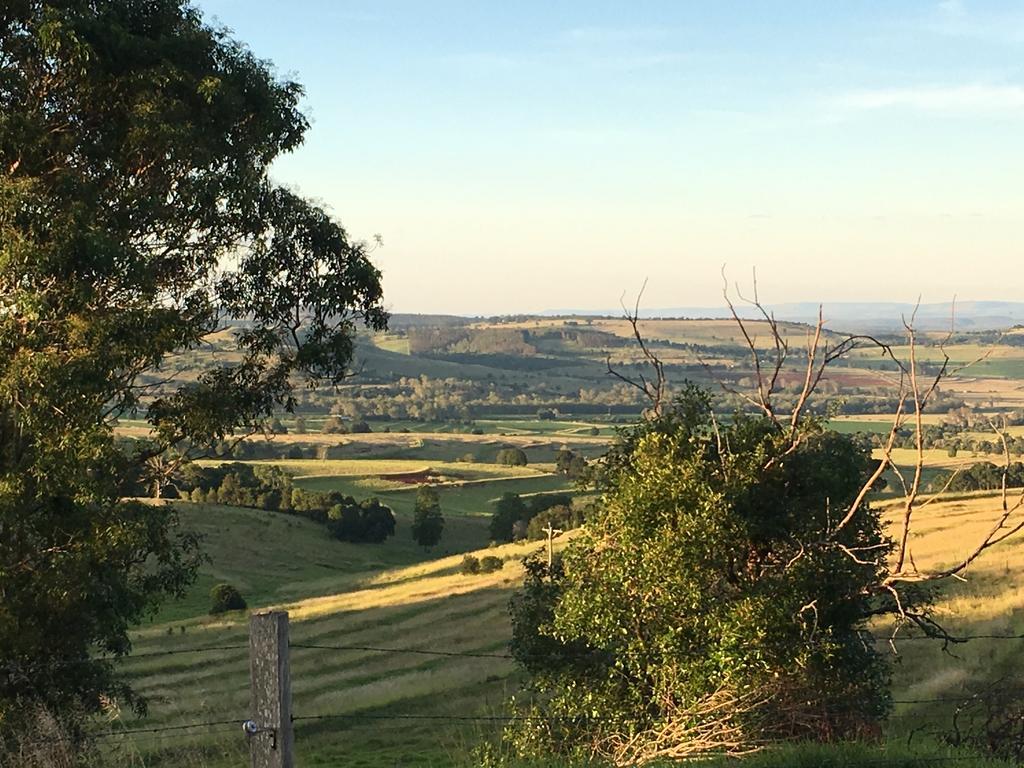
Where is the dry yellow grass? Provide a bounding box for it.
[878,448,1002,470]
[196,457,541,482]
[110,490,1024,764]
[874,493,1024,731]
[114,534,561,765]
[114,425,611,448]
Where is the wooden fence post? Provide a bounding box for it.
[247,610,294,768]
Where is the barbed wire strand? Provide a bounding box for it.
[8,630,1024,674]
[0,644,249,673]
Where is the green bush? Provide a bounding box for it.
[525,505,584,540]
[507,387,910,761]
[479,555,503,573]
[460,555,481,575]
[322,415,348,434]
[496,447,528,467]
[209,583,246,614]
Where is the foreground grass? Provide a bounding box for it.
[115,532,547,766]
[878,493,1024,741]
[103,490,1024,765]
[697,742,1013,767]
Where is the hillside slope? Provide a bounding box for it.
[105,493,1024,766]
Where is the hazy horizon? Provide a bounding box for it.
[195,0,1024,315]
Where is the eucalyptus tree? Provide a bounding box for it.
[0,0,386,730]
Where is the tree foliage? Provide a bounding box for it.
[209,584,246,615]
[490,492,528,542]
[489,491,574,543]
[410,485,444,548]
[0,0,386,732]
[326,497,396,544]
[496,447,528,467]
[555,448,587,479]
[506,388,910,762]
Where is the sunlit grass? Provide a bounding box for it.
[108,489,1024,765]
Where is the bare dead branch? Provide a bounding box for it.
[605,280,667,418]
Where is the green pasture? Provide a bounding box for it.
[827,418,894,434]
[374,437,606,464]
[100,491,1024,767]
[113,535,548,767]
[845,342,1024,379]
[474,418,615,437]
[148,502,491,623]
[295,472,574,518]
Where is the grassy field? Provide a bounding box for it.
[827,418,895,434]
[877,493,1024,743]
[201,457,544,493]
[146,502,494,623]
[491,317,835,350]
[114,529,546,767]
[295,472,575,517]
[98,487,1024,766]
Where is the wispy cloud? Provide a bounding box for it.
[937,0,967,21]
[836,84,1024,112]
[918,0,1024,42]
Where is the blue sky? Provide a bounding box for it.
[195,0,1024,314]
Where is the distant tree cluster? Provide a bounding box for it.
[325,497,396,544]
[180,463,395,543]
[554,449,588,479]
[489,492,578,543]
[408,327,537,356]
[937,462,1024,493]
[525,504,586,541]
[286,375,648,425]
[322,414,373,434]
[858,416,1024,458]
[496,447,529,467]
[182,463,293,510]
[461,554,504,575]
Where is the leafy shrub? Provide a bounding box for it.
[322,415,348,434]
[506,388,905,761]
[326,497,396,543]
[209,583,246,614]
[411,486,444,548]
[461,555,481,575]
[496,447,528,467]
[479,555,503,573]
[525,504,584,540]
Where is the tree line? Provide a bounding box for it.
[179,463,396,544]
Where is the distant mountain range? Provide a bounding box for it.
[541,301,1024,333]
